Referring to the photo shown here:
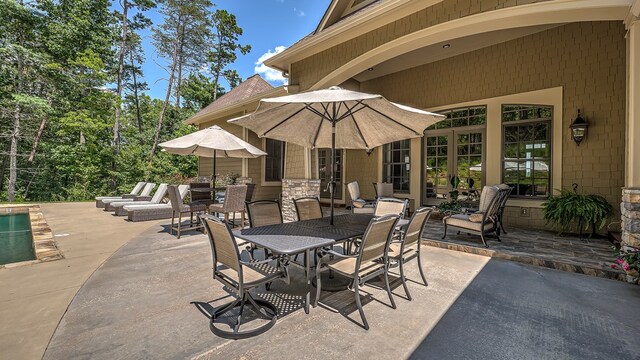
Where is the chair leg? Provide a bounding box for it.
[177,212,182,239]
[233,296,246,333]
[417,251,428,287]
[170,211,176,235]
[314,263,322,307]
[353,278,369,330]
[441,223,448,239]
[480,233,488,247]
[398,258,412,301]
[384,266,397,309]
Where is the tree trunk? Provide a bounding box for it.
[0,141,9,194]
[8,102,20,202]
[112,0,129,190]
[130,51,143,135]
[28,116,47,163]
[212,33,223,101]
[149,41,179,162]
[175,22,186,109]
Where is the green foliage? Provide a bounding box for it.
[435,200,462,215]
[542,189,613,234]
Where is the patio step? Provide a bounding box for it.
[422,238,625,282]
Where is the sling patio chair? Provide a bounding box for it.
[244,200,284,259]
[373,182,394,198]
[293,197,323,221]
[442,185,510,247]
[314,214,399,330]
[95,181,145,208]
[124,185,189,220]
[347,181,376,214]
[374,197,409,218]
[196,215,287,339]
[387,207,432,301]
[107,184,168,214]
[190,182,216,206]
[209,185,248,229]
[167,185,208,238]
[100,183,156,208]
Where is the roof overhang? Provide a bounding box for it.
[184,86,288,126]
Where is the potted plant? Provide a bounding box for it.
[612,247,640,284]
[542,185,613,236]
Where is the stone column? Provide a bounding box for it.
[622,188,640,250]
[281,179,321,222]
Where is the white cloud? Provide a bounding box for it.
[254,46,288,85]
[294,7,305,16]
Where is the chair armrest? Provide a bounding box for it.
[122,194,137,199]
[135,196,152,201]
[320,248,356,259]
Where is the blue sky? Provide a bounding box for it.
[134,0,331,99]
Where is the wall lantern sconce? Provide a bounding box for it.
[570,109,589,146]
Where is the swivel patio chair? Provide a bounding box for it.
[442,186,510,247]
[209,185,248,229]
[387,207,433,301]
[244,200,284,259]
[293,197,323,221]
[314,214,399,330]
[198,215,286,339]
[167,185,208,238]
[374,197,409,218]
[347,181,375,214]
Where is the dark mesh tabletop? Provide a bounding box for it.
[233,214,373,255]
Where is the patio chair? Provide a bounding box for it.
[293,197,323,221]
[209,185,248,228]
[373,182,394,198]
[167,185,207,238]
[374,197,408,218]
[95,181,145,208]
[347,181,375,214]
[315,214,399,330]
[388,207,432,301]
[244,183,256,203]
[245,200,283,259]
[106,183,168,213]
[198,215,286,339]
[124,185,189,221]
[442,186,509,247]
[100,183,156,208]
[496,184,513,235]
[190,182,216,206]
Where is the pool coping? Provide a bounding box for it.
[0,204,63,269]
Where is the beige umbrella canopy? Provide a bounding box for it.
[159,125,267,182]
[229,86,445,223]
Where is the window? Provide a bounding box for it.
[426,106,486,130]
[264,139,284,182]
[502,105,552,198]
[383,140,410,193]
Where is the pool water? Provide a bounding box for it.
[0,213,36,265]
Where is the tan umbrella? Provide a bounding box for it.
[159,125,267,183]
[229,86,445,223]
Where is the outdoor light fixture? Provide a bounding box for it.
[569,109,589,146]
[367,67,374,71]
[442,43,451,48]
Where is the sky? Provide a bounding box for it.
[135,0,332,99]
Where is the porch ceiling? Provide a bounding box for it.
[353,24,562,82]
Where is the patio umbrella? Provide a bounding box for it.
[159,125,267,184]
[228,86,445,223]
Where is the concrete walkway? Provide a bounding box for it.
[0,202,162,360]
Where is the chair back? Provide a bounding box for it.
[347,181,361,201]
[150,184,168,204]
[478,186,500,212]
[139,183,156,197]
[403,207,432,248]
[374,183,394,198]
[245,183,256,202]
[246,200,283,228]
[357,215,399,265]
[201,215,243,286]
[190,182,211,202]
[167,185,185,211]
[221,185,247,212]
[374,197,408,218]
[293,197,323,221]
[130,182,146,195]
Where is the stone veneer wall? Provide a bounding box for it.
[281,179,321,222]
[621,188,640,250]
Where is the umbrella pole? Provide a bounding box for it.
[212,150,217,187]
[330,116,336,225]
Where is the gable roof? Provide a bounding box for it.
[185,75,279,125]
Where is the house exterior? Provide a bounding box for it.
[189,0,640,249]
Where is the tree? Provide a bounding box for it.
[223,69,243,89]
[181,73,225,111]
[149,0,212,162]
[208,9,250,100]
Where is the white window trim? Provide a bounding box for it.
[261,138,286,187]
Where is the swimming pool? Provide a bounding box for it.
[0,212,36,265]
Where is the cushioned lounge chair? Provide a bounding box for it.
[108,184,169,214]
[95,181,145,208]
[125,185,189,222]
[101,183,156,208]
[347,181,375,214]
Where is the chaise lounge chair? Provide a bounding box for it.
[124,185,189,222]
[107,184,169,215]
[101,183,156,208]
[95,181,145,208]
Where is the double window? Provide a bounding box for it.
[382,140,411,193]
[502,105,552,198]
[264,139,285,182]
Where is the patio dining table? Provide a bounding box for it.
[233,214,377,314]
